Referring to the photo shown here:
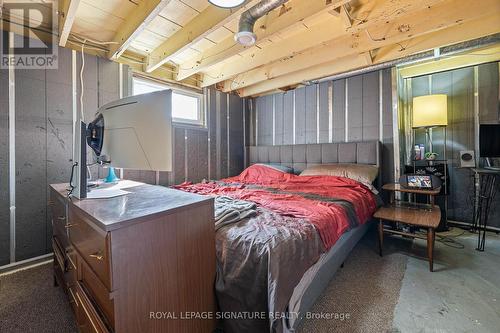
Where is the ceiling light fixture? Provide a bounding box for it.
[208,0,246,8]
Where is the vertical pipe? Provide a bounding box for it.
[207,88,211,179]
[243,98,247,167]
[184,129,188,182]
[216,91,221,179]
[227,94,230,177]
[255,98,259,146]
[379,71,384,143]
[328,81,333,143]
[391,67,401,183]
[292,90,296,144]
[344,78,349,142]
[272,94,276,146]
[316,84,320,143]
[473,66,480,162]
[8,32,16,263]
[72,50,77,163]
[118,63,124,180]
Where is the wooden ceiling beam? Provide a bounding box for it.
[175,0,353,81]
[221,0,499,92]
[144,0,261,73]
[203,0,446,88]
[237,13,500,97]
[58,0,81,47]
[108,0,173,60]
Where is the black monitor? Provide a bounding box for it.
[479,124,500,157]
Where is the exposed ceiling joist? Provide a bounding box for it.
[144,0,261,73]
[339,4,352,28]
[237,13,500,97]
[207,0,446,89]
[58,0,81,47]
[108,0,173,60]
[175,0,353,81]
[222,0,499,92]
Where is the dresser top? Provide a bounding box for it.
[50,182,212,232]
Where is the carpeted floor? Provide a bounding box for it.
[0,263,77,333]
[0,228,409,333]
[297,229,410,333]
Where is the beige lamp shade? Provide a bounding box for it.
[412,94,448,128]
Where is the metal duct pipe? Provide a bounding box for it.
[311,33,500,84]
[235,0,288,46]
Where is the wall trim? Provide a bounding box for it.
[328,81,333,143]
[344,78,349,142]
[316,84,320,143]
[8,32,16,264]
[0,253,53,275]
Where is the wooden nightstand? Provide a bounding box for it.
[374,183,441,272]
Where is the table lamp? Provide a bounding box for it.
[412,94,448,158]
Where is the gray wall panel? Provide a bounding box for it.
[229,94,244,176]
[382,69,394,184]
[275,93,284,145]
[219,92,229,178]
[256,95,273,146]
[15,71,47,261]
[332,79,346,142]
[174,127,186,184]
[0,71,9,265]
[283,91,294,144]
[186,129,209,182]
[479,62,499,123]
[362,71,379,141]
[251,69,395,186]
[347,76,363,141]
[318,82,330,143]
[295,87,306,144]
[305,85,317,144]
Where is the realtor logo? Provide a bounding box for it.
[0,0,58,69]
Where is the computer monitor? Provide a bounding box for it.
[479,124,500,169]
[87,89,173,171]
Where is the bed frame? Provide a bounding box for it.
[247,140,382,331]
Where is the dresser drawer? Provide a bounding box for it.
[77,253,115,328]
[69,207,112,291]
[75,282,111,333]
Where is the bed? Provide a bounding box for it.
[176,141,382,333]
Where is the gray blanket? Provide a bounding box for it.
[214,196,257,231]
[215,206,348,333]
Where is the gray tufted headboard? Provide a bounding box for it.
[247,141,382,188]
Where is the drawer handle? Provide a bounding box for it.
[48,200,54,206]
[57,216,66,221]
[64,223,77,229]
[89,252,104,261]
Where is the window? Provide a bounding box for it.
[132,77,204,126]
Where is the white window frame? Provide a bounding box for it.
[132,76,205,127]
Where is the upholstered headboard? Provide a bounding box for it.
[247,141,382,187]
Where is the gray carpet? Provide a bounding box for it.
[0,229,409,333]
[0,263,77,333]
[297,229,411,333]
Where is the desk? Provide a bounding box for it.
[472,168,500,251]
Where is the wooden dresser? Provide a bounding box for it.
[49,182,216,333]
